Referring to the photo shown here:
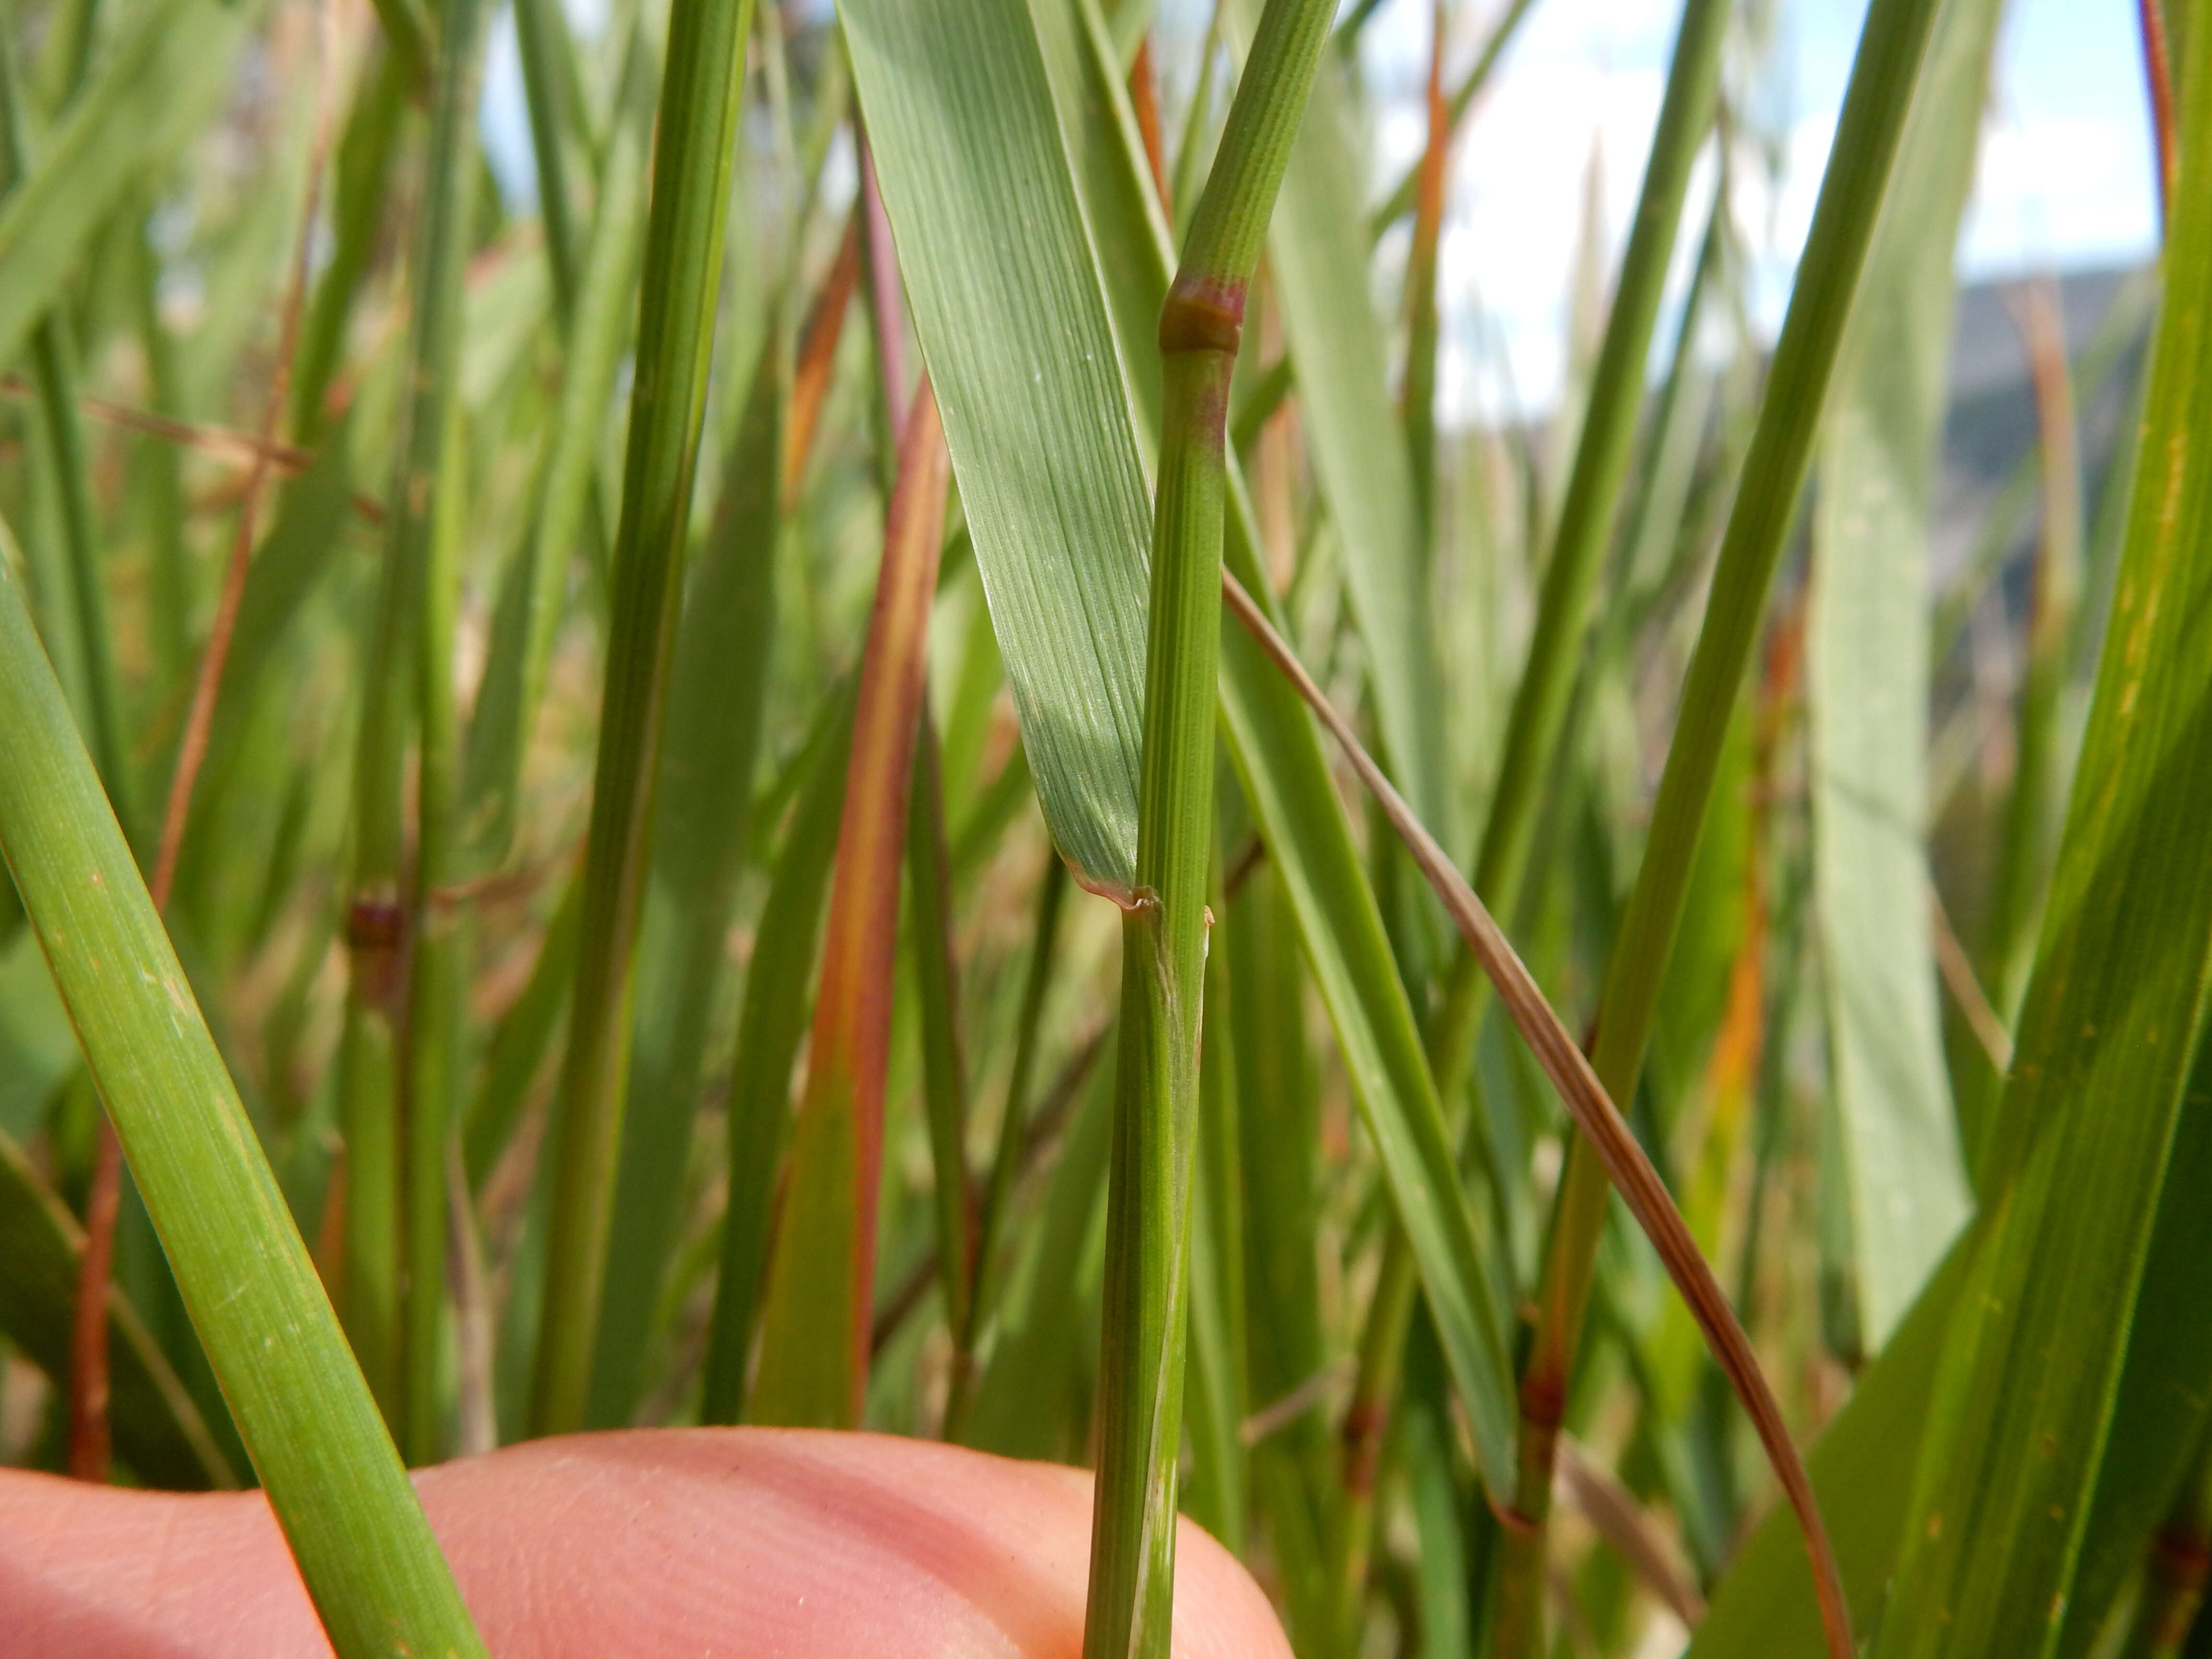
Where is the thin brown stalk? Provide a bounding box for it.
[1129,37,1172,215]
[1554,1434,1706,1628]
[1238,1358,1352,1447]
[0,376,304,469]
[0,377,382,520]
[783,209,863,508]
[1221,569,1853,1659]
[67,0,339,1484]
[2139,0,2179,223]
[859,135,908,430]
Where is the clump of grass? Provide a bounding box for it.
[0,0,2201,1655]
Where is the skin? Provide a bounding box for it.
[0,1428,1291,1658]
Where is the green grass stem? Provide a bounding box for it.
[1494,0,1947,1647]
[529,0,758,1438]
[1083,0,1335,1651]
[0,527,486,1659]
[945,853,1068,1442]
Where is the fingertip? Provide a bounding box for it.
[421,1429,1292,1659]
[0,1429,1294,1659]
[1165,1506,1297,1659]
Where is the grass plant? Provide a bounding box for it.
[0,0,2202,1653]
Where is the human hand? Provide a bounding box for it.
[0,1427,1291,1657]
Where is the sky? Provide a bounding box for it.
[481,0,2164,424]
[1350,0,2162,420]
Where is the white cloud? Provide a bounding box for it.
[483,0,2162,428]
[1961,110,2158,276]
[1377,0,2162,422]
[1407,9,1686,421]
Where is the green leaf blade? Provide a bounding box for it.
[0,531,485,1659]
[1875,12,2212,1647]
[843,0,1149,901]
[1805,0,1998,1348]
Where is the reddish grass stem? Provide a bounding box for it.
[2139,0,2178,224]
[1129,37,1172,214]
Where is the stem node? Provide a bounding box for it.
[1158,276,1246,356]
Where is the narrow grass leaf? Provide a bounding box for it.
[0,0,246,376]
[2056,1030,2212,1658]
[512,0,589,317]
[0,28,136,839]
[406,414,473,1466]
[1223,852,1332,1640]
[0,529,485,1659]
[964,1047,1116,1464]
[1223,0,1447,834]
[178,430,360,868]
[1875,28,2212,1649]
[463,869,580,1190]
[329,0,488,1453]
[750,384,950,1429]
[906,712,976,1346]
[699,680,856,1427]
[292,45,407,446]
[530,0,758,1438]
[1963,276,2088,1167]
[1181,891,1249,1554]
[842,0,1149,901]
[587,305,784,1429]
[944,851,1066,1441]
[1426,0,1728,1110]
[463,23,655,867]
[1696,1002,2212,1655]
[405,0,494,1468]
[1805,0,1996,1347]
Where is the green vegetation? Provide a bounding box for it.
[0,0,2199,1653]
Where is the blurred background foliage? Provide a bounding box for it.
[0,0,2200,1652]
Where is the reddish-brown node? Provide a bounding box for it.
[1157,276,1247,356]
